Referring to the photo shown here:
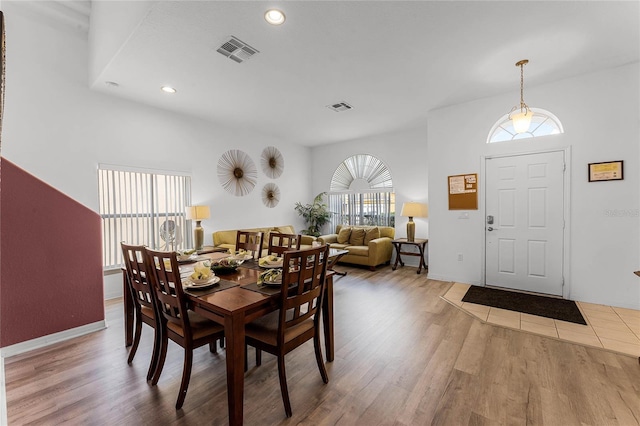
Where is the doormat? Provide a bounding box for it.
[462,286,587,325]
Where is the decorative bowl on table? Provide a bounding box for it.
[210,257,244,274]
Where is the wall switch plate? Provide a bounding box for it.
[458,212,469,219]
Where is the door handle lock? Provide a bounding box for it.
[487,227,494,231]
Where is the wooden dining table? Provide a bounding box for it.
[122,251,336,425]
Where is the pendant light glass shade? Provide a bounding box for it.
[511,110,533,133]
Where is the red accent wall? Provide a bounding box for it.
[0,158,104,348]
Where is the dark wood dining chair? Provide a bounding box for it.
[267,232,301,257]
[245,245,330,417]
[143,248,225,410]
[121,242,160,381]
[235,230,263,260]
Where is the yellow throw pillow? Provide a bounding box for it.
[337,227,351,244]
[275,225,295,235]
[349,227,366,246]
[262,230,271,248]
[363,227,380,245]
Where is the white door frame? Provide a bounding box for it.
[480,146,572,299]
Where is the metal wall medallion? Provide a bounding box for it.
[261,183,280,208]
[217,149,257,196]
[260,146,284,179]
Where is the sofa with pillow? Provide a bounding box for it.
[212,225,316,257]
[317,225,395,270]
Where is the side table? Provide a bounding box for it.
[392,238,428,274]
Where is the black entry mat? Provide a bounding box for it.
[462,286,587,325]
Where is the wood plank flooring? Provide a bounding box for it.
[5,266,640,425]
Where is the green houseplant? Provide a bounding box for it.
[294,192,332,237]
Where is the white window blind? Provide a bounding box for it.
[327,192,395,230]
[98,165,192,270]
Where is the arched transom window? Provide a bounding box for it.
[330,154,393,191]
[487,108,564,143]
[327,154,395,230]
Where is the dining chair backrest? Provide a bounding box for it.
[278,244,329,343]
[121,242,155,313]
[235,230,263,260]
[267,233,301,257]
[143,248,192,335]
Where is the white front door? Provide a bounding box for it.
[485,151,565,295]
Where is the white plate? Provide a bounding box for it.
[177,254,197,263]
[261,278,282,286]
[260,263,283,269]
[232,253,253,261]
[183,276,220,289]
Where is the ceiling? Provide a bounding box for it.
[87,1,639,147]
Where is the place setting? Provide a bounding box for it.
[182,261,238,295]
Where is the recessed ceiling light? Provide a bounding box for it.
[105,81,119,88]
[161,86,177,94]
[264,9,286,25]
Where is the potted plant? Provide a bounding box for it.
[294,192,332,237]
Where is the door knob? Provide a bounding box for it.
[487,227,494,231]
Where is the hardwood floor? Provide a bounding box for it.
[5,266,640,425]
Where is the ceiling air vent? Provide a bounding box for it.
[327,102,353,112]
[216,36,259,63]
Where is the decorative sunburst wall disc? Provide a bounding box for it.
[260,146,284,179]
[217,149,257,196]
[262,183,280,208]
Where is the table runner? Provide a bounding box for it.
[242,282,281,296]
[184,279,239,297]
[240,259,262,271]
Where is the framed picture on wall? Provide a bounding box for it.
[588,161,624,182]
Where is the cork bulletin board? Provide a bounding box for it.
[448,173,478,210]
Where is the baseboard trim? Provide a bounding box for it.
[0,320,107,359]
[1,357,6,426]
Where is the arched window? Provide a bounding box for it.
[487,108,564,143]
[327,154,395,230]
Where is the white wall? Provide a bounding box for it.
[3,3,312,298]
[427,63,640,310]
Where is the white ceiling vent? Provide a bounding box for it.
[327,102,353,112]
[216,36,259,63]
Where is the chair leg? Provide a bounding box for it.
[244,344,248,372]
[176,348,193,410]
[147,325,162,381]
[256,348,262,366]
[313,333,329,384]
[127,316,143,364]
[151,332,168,386]
[219,337,225,349]
[209,341,217,353]
[277,355,292,417]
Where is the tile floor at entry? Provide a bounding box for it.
[443,283,640,358]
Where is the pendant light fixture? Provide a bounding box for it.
[508,59,532,134]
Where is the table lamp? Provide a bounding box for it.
[186,205,210,251]
[400,202,428,242]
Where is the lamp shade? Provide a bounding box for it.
[400,202,428,218]
[186,205,210,221]
[511,110,533,134]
